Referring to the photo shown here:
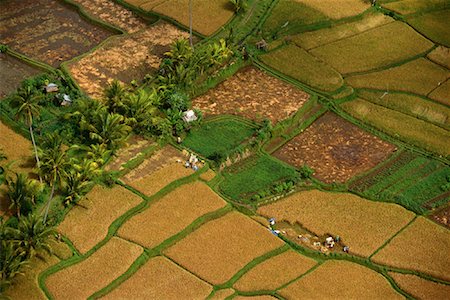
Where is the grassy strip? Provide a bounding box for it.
[275,262,323,291]
[3,47,54,73]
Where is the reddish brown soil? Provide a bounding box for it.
[105,135,154,171]
[430,204,450,228]
[0,0,113,67]
[273,112,396,183]
[192,67,310,124]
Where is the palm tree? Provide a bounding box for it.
[89,111,132,151]
[165,39,193,64]
[189,0,193,48]
[0,239,27,292]
[13,86,43,182]
[6,173,42,217]
[104,80,126,114]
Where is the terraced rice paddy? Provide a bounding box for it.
[0,121,33,175]
[407,9,450,47]
[390,273,450,300]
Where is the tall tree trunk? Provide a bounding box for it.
[42,182,55,224]
[189,0,193,49]
[28,113,42,183]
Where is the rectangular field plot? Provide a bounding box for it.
[273,112,396,184]
[104,256,212,299]
[295,0,370,20]
[279,260,402,299]
[309,21,433,74]
[407,9,450,47]
[390,273,450,300]
[0,0,113,67]
[233,250,317,292]
[164,212,285,285]
[427,46,450,69]
[58,185,142,254]
[0,53,43,98]
[429,80,450,106]
[192,67,310,124]
[257,190,415,257]
[118,181,226,249]
[219,155,298,201]
[372,217,450,281]
[45,237,143,300]
[68,21,188,99]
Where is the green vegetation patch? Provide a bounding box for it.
[182,118,255,159]
[260,44,343,93]
[383,0,450,15]
[407,9,450,47]
[346,58,449,96]
[310,21,434,74]
[341,98,450,156]
[219,155,298,201]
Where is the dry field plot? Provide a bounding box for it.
[346,58,450,100]
[258,190,415,257]
[68,21,188,98]
[279,260,402,299]
[273,112,396,184]
[58,185,142,254]
[0,0,113,67]
[119,182,226,249]
[293,13,394,50]
[71,0,148,33]
[309,21,434,74]
[193,67,310,123]
[104,256,212,299]
[46,237,142,300]
[233,250,317,292]
[372,217,450,281]
[390,273,450,300]
[294,0,370,19]
[428,46,450,69]
[105,135,155,171]
[164,212,284,285]
[0,53,42,98]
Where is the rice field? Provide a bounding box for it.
[233,250,317,292]
[58,185,142,254]
[0,120,33,175]
[407,9,450,47]
[427,46,450,69]
[382,0,450,15]
[199,169,216,182]
[278,260,403,299]
[390,273,450,300]
[372,217,450,281]
[429,80,450,106]
[105,135,155,171]
[294,0,370,20]
[118,181,226,249]
[258,190,415,257]
[45,237,143,299]
[164,212,285,285]
[103,256,212,299]
[211,288,235,299]
[310,21,434,74]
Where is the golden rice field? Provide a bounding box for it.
[310,21,434,74]
[200,169,216,182]
[46,237,142,299]
[382,0,449,15]
[429,80,450,106]
[258,190,415,257]
[233,250,317,292]
[389,273,450,300]
[58,185,142,254]
[407,9,450,48]
[0,121,33,174]
[103,256,212,299]
[211,288,235,300]
[372,217,450,281]
[234,296,277,300]
[118,181,226,249]
[279,260,403,299]
[164,212,285,285]
[294,0,370,19]
[427,46,450,69]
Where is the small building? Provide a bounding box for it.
[45,83,59,93]
[268,218,276,226]
[182,110,198,123]
[61,94,72,106]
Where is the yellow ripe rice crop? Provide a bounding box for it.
[389,272,450,299]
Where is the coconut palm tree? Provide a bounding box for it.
[6,173,42,217]
[12,86,43,182]
[104,80,126,114]
[0,239,27,292]
[89,111,132,151]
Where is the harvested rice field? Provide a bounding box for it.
[164,212,285,285]
[45,237,143,300]
[309,21,434,74]
[68,21,188,99]
[273,112,396,183]
[192,67,310,124]
[233,250,317,292]
[58,185,142,254]
[118,181,226,249]
[279,260,402,299]
[0,53,43,98]
[0,0,113,67]
[390,272,450,300]
[103,256,212,299]
[105,135,155,171]
[295,0,370,19]
[257,190,415,257]
[372,217,450,281]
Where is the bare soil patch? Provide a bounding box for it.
[273,112,396,183]
[430,204,450,228]
[372,217,450,281]
[279,260,402,299]
[103,256,212,299]
[389,272,450,300]
[68,21,188,99]
[294,0,370,19]
[105,135,154,171]
[233,250,317,292]
[0,0,113,67]
[164,212,284,285]
[193,67,310,124]
[58,185,142,254]
[45,237,143,300]
[258,190,415,257]
[118,181,226,248]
